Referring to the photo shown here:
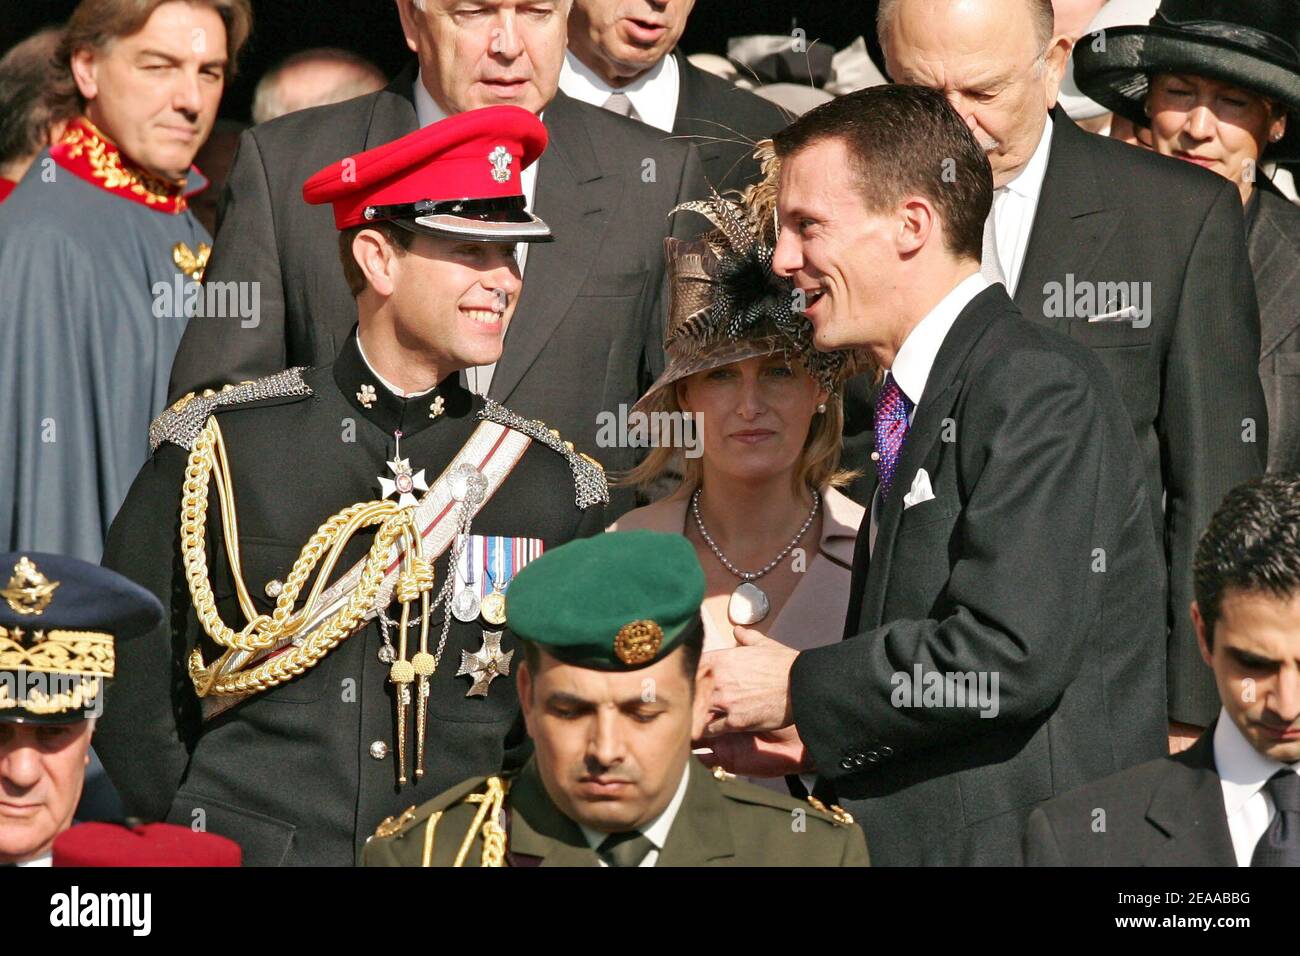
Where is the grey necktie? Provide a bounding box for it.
[597,830,654,867]
[1251,770,1300,867]
[980,187,1007,287]
[602,91,641,122]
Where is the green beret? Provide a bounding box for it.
[506,531,705,670]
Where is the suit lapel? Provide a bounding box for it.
[488,92,615,403]
[1142,729,1238,866]
[363,62,419,150]
[1014,109,1124,326]
[655,760,736,866]
[857,287,1002,628]
[1248,185,1300,357]
[505,758,600,867]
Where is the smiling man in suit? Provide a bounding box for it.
[701,84,1167,866]
[1026,474,1300,866]
[868,0,1269,747]
[560,0,790,191]
[167,0,708,516]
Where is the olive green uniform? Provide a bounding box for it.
[363,756,869,867]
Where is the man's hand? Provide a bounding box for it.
[695,724,812,778]
[702,626,798,736]
[1168,720,1204,754]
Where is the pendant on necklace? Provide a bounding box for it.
[728,581,770,626]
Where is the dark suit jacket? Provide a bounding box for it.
[672,50,791,193]
[167,64,709,515]
[843,109,1268,727]
[792,284,1168,866]
[1249,178,1300,475]
[1024,728,1236,866]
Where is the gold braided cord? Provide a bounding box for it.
[180,417,413,697]
[421,810,444,867]
[454,776,509,867]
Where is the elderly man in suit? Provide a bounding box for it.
[867,0,1269,750]
[700,84,1167,866]
[166,0,709,516]
[1026,474,1300,866]
[560,0,790,191]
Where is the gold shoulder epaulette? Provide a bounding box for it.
[806,795,855,827]
[149,368,313,452]
[478,400,608,509]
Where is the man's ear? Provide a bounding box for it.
[690,657,714,740]
[69,46,99,102]
[895,196,934,256]
[1192,601,1214,669]
[353,229,399,298]
[1043,34,1073,107]
[517,659,535,737]
[395,0,422,55]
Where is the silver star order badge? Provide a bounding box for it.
[378,457,428,507]
[457,630,513,697]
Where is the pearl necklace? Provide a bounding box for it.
[691,488,820,625]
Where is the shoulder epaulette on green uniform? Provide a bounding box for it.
[366,774,513,867]
[148,368,314,452]
[709,765,855,828]
[479,398,608,509]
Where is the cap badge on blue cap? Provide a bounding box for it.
[614,620,663,666]
[2,557,59,616]
[488,145,513,184]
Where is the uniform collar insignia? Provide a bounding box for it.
[334,328,473,438]
[51,117,193,215]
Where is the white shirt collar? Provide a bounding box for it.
[888,272,989,407]
[559,48,680,133]
[1002,115,1052,199]
[15,854,53,867]
[355,333,438,399]
[413,72,448,128]
[1214,707,1300,817]
[580,759,691,861]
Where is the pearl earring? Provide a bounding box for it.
[817,403,827,414]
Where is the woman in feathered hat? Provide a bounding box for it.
[608,148,864,788]
[1074,0,1300,473]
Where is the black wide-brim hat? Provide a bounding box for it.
[1073,0,1300,160]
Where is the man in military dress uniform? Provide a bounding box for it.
[0,552,163,866]
[95,106,608,866]
[363,532,869,867]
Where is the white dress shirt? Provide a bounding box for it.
[990,116,1052,297]
[579,761,691,867]
[413,72,541,396]
[869,273,990,555]
[558,49,680,133]
[1213,708,1300,866]
[15,854,52,867]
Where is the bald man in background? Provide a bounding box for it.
[251,47,387,124]
[869,0,1268,753]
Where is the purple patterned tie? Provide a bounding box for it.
[874,374,914,501]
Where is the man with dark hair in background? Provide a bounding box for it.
[701,84,1166,866]
[0,28,78,202]
[560,0,790,191]
[1027,474,1300,866]
[0,0,252,563]
[869,0,1269,753]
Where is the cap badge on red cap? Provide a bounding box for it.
[488,146,513,184]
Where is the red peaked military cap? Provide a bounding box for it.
[303,104,552,242]
[53,822,242,867]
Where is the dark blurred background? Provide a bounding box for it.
[1,0,883,122]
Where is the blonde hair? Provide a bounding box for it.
[619,362,859,499]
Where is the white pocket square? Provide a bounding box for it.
[1087,305,1139,323]
[902,468,935,509]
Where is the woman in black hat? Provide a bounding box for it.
[1074,0,1300,474]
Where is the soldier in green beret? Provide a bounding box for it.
[362,530,869,867]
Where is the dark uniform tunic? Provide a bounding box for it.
[95,331,605,865]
